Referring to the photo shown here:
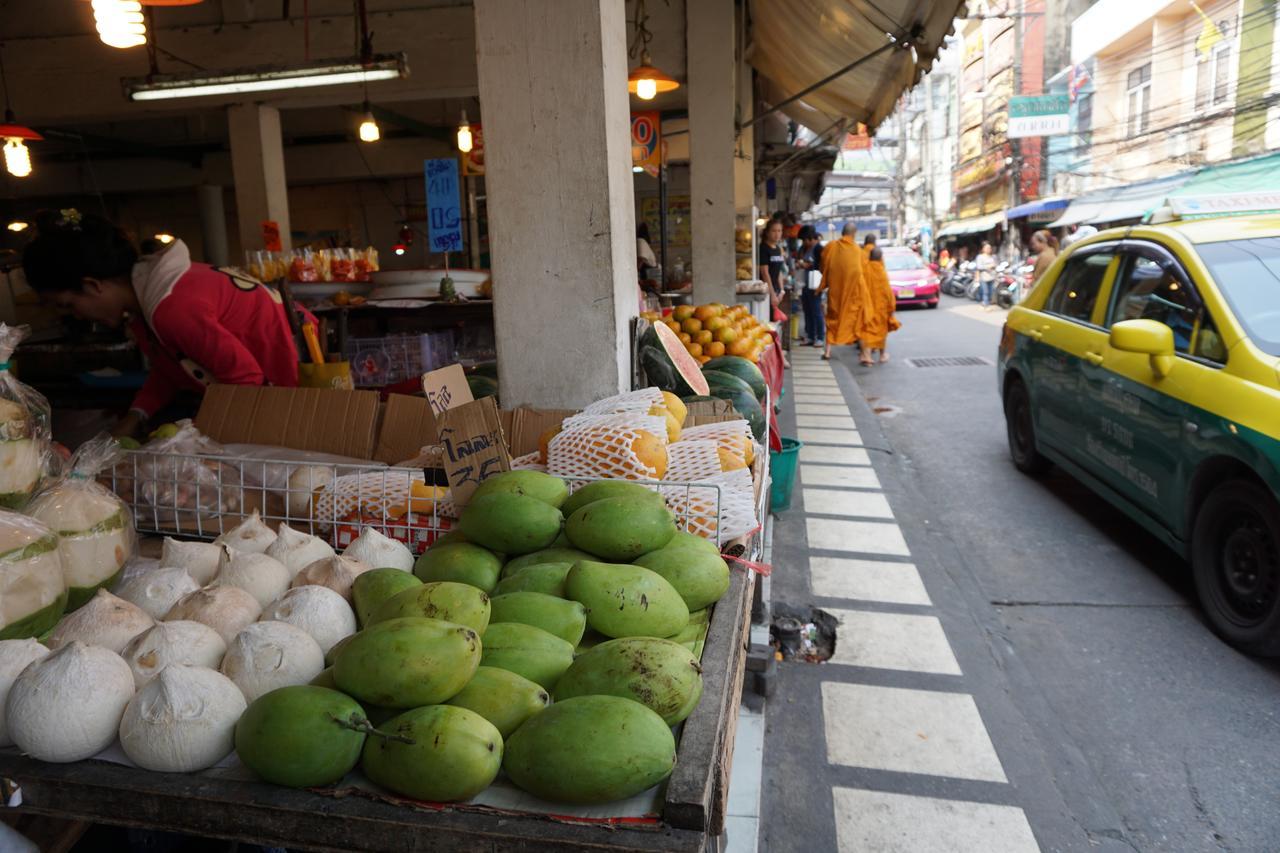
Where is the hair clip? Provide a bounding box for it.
[57,208,82,230]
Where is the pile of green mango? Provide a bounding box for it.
[234,470,733,808]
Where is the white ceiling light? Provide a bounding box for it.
[93,0,147,49]
[123,54,408,101]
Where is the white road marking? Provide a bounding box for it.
[801,465,881,489]
[831,789,1040,853]
[808,556,931,605]
[821,683,1009,783]
[798,428,864,446]
[797,414,859,428]
[799,446,872,466]
[795,393,847,403]
[795,402,853,413]
[825,609,962,675]
[806,518,910,556]
[803,488,894,519]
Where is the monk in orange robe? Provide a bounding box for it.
[818,224,868,362]
[861,247,901,363]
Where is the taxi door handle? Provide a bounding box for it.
[1027,329,1043,341]
[1083,351,1104,366]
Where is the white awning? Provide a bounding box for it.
[937,211,1006,239]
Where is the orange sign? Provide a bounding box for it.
[261,221,282,252]
[461,124,485,176]
[631,111,661,177]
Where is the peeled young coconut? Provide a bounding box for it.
[291,555,372,602]
[264,523,334,576]
[27,477,134,611]
[260,586,357,655]
[114,567,201,620]
[47,588,154,654]
[122,620,228,689]
[215,548,291,609]
[119,664,247,772]
[6,641,135,762]
[220,621,324,702]
[160,537,221,586]
[343,527,413,572]
[0,639,50,747]
[213,510,277,555]
[164,586,262,645]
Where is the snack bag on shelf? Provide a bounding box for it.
[547,413,669,481]
[330,248,355,283]
[289,249,319,282]
[0,324,55,510]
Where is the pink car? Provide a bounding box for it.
[882,247,940,308]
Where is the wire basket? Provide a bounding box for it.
[343,332,454,387]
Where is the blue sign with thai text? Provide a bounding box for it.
[424,158,463,254]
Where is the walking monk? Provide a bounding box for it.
[861,247,900,364]
[818,224,868,362]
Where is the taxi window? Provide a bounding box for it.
[1044,252,1113,322]
[1106,252,1225,363]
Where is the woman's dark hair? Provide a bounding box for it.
[798,225,816,241]
[870,247,883,262]
[636,222,651,241]
[22,211,138,294]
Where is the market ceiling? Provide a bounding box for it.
[747,0,968,137]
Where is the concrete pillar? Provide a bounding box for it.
[733,13,755,224]
[687,0,737,304]
[474,0,636,409]
[227,104,292,253]
[197,184,229,267]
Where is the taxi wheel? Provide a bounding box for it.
[1192,480,1280,656]
[1003,379,1050,477]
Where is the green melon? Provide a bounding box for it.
[702,371,765,441]
[703,356,766,403]
[639,324,709,397]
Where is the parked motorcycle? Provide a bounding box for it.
[943,261,974,296]
[995,262,1035,309]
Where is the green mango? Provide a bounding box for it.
[560,481,664,519]
[554,637,703,725]
[433,529,469,547]
[369,581,491,634]
[565,496,676,561]
[633,546,730,611]
[324,633,357,668]
[332,617,481,708]
[503,695,677,804]
[479,622,574,690]
[492,562,572,597]
[489,592,587,646]
[413,543,503,593]
[565,560,689,639]
[551,530,572,548]
[234,686,369,788]
[352,569,424,627]
[310,667,339,690]
[446,666,550,737]
[663,530,723,559]
[574,628,611,655]
[501,548,594,579]
[472,470,569,509]
[670,609,710,653]
[361,705,502,803]
[459,493,563,556]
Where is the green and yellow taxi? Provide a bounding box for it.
[998,215,1280,655]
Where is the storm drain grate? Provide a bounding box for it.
[905,355,991,368]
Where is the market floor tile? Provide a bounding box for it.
[821,683,1008,783]
[824,609,962,675]
[808,556,932,605]
[800,465,881,489]
[802,488,894,519]
[830,789,1040,853]
[805,518,911,556]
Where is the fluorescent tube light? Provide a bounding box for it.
[124,54,408,102]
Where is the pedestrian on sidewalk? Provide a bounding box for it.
[796,225,825,347]
[759,216,791,368]
[1029,229,1059,286]
[861,247,900,363]
[975,241,997,311]
[861,232,877,265]
[818,223,869,363]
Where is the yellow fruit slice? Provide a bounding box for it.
[661,391,687,426]
[717,447,747,472]
[632,430,669,479]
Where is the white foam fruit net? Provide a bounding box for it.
[662,468,758,545]
[580,387,664,416]
[666,440,724,482]
[547,413,669,481]
[311,469,432,529]
[510,452,545,472]
[679,420,758,466]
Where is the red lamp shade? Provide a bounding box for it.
[0,123,41,141]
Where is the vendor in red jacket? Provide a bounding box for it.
[22,209,307,438]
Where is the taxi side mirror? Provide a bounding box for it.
[1110,319,1175,378]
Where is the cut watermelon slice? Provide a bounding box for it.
[640,323,710,397]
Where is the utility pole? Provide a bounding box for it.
[895,98,907,241]
[923,71,936,256]
[1007,0,1024,260]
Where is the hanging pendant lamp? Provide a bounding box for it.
[0,48,40,179]
[627,49,679,101]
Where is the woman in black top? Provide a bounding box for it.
[758,218,791,365]
[796,226,825,346]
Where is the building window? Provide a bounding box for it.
[1076,91,1094,142]
[1126,63,1152,137]
[1197,42,1233,109]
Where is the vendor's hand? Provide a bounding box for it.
[111,410,146,441]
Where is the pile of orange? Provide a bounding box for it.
[639,303,771,365]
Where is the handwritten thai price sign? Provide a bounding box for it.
[424,158,463,253]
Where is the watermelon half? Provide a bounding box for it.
[702,356,766,404]
[640,323,710,397]
[702,370,765,441]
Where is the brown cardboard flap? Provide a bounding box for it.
[508,407,578,457]
[437,397,512,507]
[685,398,737,426]
[195,385,381,458]
[374,394,439,464]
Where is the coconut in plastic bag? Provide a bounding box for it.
[0,510,68,639]
[28,434,137,611]
[0,324,53,510]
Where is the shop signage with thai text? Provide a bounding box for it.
[631,111,661,177]
[424,158,463,253]
[1008,95,1070,138]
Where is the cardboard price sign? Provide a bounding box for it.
[422,364,510,507]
